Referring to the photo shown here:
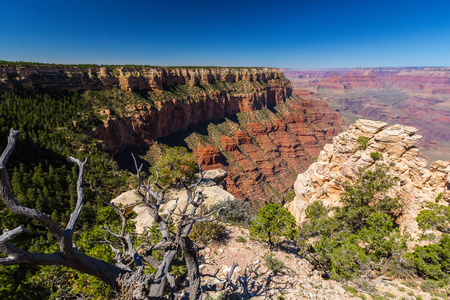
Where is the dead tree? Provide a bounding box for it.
[0,129,212,300]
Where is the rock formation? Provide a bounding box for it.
[0,65,285,93]
[112,169,235,234]
[287,119,450,238]
[167,94,344,201]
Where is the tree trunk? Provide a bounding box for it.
[149,248,178,298]
[180,236,202,300]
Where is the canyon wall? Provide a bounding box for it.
[0,64,291,153]
[282,67,450,162]
[0,65,285,93]
[282,67,450,93]
[186,93,343,201]
[92,77,291,153]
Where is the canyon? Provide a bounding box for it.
[0,64,343,201]
[282,67,450,162]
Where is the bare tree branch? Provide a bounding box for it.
[110,244,132,271]
[0,134,211,299]
[0,243,67,265]
[66,157,87,232]
[91,182,128,238]
[0,225,28,245]
[0,129,63,239]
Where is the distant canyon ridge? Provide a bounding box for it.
[0,64,343,201]
[281,67,450,162]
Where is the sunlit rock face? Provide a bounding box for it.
[287,119,450,239]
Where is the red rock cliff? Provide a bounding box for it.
[183,90,344,201]
[0,64,292,154]
[88,69,292,153]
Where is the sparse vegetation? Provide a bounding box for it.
[249,203,297,246]
[297,165,407,280]
[190,219,226,245]
[357,136,370,150]
[370,151,383,161]
[263,253,285,274]
[235,236,246,243]
[211,199,253,225]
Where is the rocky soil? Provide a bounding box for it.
[193,225,443,300]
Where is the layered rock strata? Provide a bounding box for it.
[287,119,450,237]
[0,65,285,93]
[183,95,343,201]
[0,64,345,201]
[93,81,290,154]
[282,67,450,161]
[0,65,292,154]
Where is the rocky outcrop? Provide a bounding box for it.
[287,119,450,238]
[112,169,235,233]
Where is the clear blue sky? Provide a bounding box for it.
[1,0,449,68]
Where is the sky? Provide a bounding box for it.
[1,0,449,69]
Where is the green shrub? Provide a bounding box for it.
[356,136,370,150]
[189,221,225,245]
[370,151,383,161]
[416,203,450,234]
[249,203,297,246]
[412,234,450,281]
[235,236,246,243]
[283,189,296,204]
[435,192,443,203]
[154,146,198,187]
[210,199,253,225]
[263,253,285,274]
[297,165,408,280]
[305,200,328,219]
[337,165,402,231]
